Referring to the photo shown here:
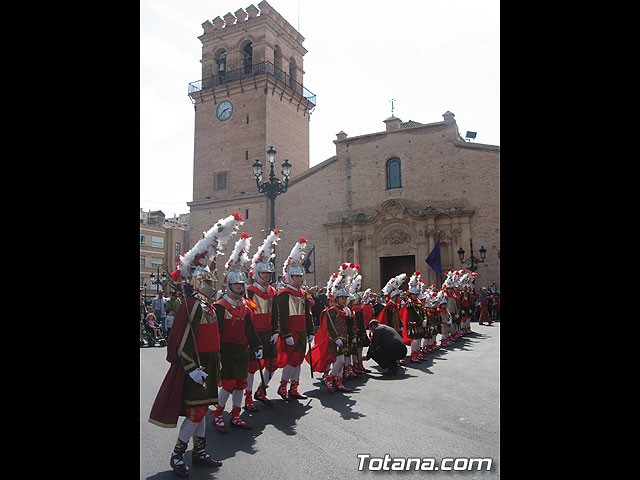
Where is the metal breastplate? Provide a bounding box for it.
[288,294,305,316]
[253,294,272,314]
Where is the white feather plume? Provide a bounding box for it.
[330,273,347,298]
[408,271,421,291]
[382,273,407,297]
[282,238,307,283]
[349,274,362,295]
[361,288,373,304]
[225,234,252,273]
[250,230,280,276]
[326,272,338,293]
[176,213,243,279]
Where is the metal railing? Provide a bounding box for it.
[188,61,316,106]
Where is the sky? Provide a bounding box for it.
[140,0,500,218]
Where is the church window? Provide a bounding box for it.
[274,46,283,79]
[386,158,402,189]
[215,171,228,191]
[243,42,253,74]
[215,50,226,85]
[289,58,297,89]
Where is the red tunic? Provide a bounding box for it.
[246,283,277,332]
[215,297,253,345]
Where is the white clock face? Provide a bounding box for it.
[216,100,233,121]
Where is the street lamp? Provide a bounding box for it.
[149,266,167,294]
[252,146,292,230]
[457,239,486,272]
[140,282,148,303]
[253,147,291,283]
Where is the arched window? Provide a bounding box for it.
[215,49,226,85]
[386,158,402,189]
[243,42,253,74]
[289,57,297,89]
[274,45,282,79]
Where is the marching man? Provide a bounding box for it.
[276,237,315,401]
[377,273,407,336]
[400,271,428,363]
[148,212,244,477]
[354,288,373,373]
[437,289,453,346]
[211,233,263,432]
[421,285,440,353]
[307,264,358,392]
[245,230,281,409]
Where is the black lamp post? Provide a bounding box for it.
[149,266,167,294]
[252,147,291,283]
[252,146,292,230]
[141,282,148,303]
[457,239,487,272]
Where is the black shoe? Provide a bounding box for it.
[170,439,190,477]
[192,436,222,468]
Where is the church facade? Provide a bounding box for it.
[186,1,500,291]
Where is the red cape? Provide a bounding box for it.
[361,304,373,327]
[398,302,419,346]
[148,295,200,428]
[304,309,335,373]
[376,301,399,326]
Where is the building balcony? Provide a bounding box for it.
[188,60,316,107]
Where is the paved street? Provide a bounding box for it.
[140,321,499,479]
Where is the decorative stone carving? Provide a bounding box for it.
[382,228,410,245]
[385,203,403,218]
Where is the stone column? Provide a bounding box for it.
[353,235,364,265]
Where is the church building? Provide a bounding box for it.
[186,1,500,291]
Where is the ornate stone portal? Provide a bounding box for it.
[325,199,474,290]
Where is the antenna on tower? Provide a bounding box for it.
[389,98,396,117]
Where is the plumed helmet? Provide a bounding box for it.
[250,229,280,278]
[283,237,308,283]
[408,270,422,294]
[348,271,362,304]
[361,288,373,304]
[254,261,275,274]
[331,273,350,299]
[224,232,252,290]
[170,212,243,284]
[330,262,360,299]
[382,273,407,299]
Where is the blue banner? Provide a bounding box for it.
[425,236,441,274]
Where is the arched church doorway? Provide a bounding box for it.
[380,255,415,290]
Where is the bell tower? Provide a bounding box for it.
[188,1,316,203]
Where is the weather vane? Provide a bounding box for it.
[389,98,396,117]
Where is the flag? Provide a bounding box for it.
[303,245,314,273]
[425,236,441,274]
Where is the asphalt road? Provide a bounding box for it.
[140,321,500,479]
